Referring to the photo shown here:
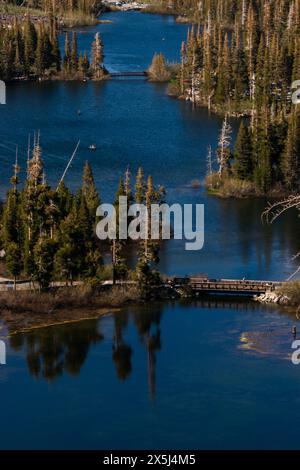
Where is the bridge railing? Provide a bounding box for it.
[171,277,283,293]
[109,71,148,77]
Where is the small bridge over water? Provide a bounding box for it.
[172,277,283,297]
[0,275,283,297]
[109,71,148,78]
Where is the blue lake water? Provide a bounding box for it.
[0,11,300,450]
[2,301,300,450]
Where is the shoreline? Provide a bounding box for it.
[0,285,140,334]
[5,307,118,336]
[1,279,296,335]
[0,4,105,28]
[205,186,292,200]
[2,291,295,336]
[5,74,111,85]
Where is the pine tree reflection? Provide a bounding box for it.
[132,303,163,400]
[112,311,132,381]
[146,328,161,401]
[9,319,103,380]
[9,304,164,399]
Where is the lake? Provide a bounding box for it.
[0,11,300,450]
[2,300,300,449]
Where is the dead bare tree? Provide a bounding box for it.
[262,195,300,224]
[262,195,300,279]
[206,145,213,177]
[217,115,232,177]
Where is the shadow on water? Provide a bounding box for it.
[8,303,164,401]
[8,304,163,400]
[4,295,300,449]
[9,319,104,380]
[8,298,299,391]
[111,305,162,399]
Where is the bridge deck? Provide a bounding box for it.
[109,71,148,77]
[173,278,283,296]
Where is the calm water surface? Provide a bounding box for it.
[2,301,300,449]
[0,11,300,449]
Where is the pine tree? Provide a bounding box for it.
[2,189,21,247]
[13,20,24,77]
[233,122,253,179]
[33,235,56,290]
[54,243,76,286]
[6,242,22,290]
[111,177,128,283]
[136,175,160,297]
[23,16,37,77]
[124,167,134,205]
[50,32,61,72]
[135,167,145,204]
[35,24,46,77]
[215,34,232,104]
[2,151,23,284]
[28,137,44,188]
[148,53,170,82]
[70,31,78,72]
[82,161,100,221]
[253,115,273,193]
[57,181,73,219]
[90,32,104,79]
[217,115,232,177]
[55,203,80,284]
[63,32,71,73]
[281,109,300,191]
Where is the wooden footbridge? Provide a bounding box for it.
[0,274,283,297]
[109,71,148,78]
[171,277,283,297]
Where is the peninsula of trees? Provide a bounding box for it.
[0,137,165,296]
[205,108,300,197]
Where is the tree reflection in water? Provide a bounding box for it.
[112,311,133,381]
[111,304,163,400]
[9,304,164,400]
[132,303,163,400]
[9,319,103,380]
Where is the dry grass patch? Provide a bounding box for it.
[0,284,140,316]
[205,174,258,198]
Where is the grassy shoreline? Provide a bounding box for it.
[0,285,139,334]
[6,308,117,336]
[205,174,294,200]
